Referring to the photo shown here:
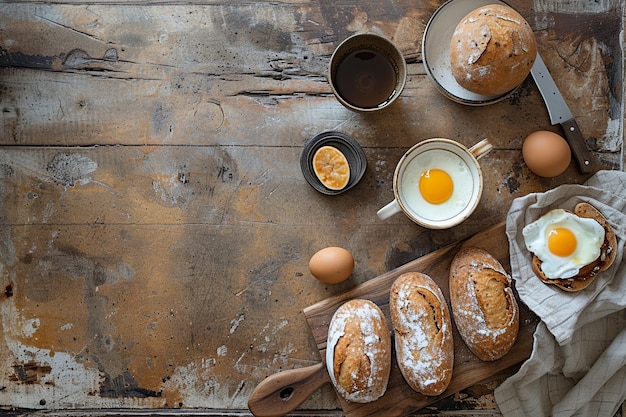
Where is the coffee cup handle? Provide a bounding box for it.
[469,138,493,160]
[377,199,402,220]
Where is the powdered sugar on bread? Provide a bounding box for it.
[326,299,391,403]
[449,248,519,361]
[390,273,454,396]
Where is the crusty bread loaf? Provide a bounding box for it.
[449,4,537,96]
[326,299,391,403]
[389,272,453,396]
[449,247,519,361]
[530,202,617,292]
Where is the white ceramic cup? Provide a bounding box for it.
[377,138,492,229]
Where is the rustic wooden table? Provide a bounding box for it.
[0,1,624,416]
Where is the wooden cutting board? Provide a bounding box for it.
[305,221,539,416]
[248,222,539,417]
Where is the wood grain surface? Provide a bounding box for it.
[0,0,623,414]
[304,222,537,417]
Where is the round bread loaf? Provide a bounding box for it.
[450,4,537,96]
[326,299,391,403]
[390,272,454,396]
[449,247,519,361]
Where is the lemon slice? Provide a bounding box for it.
[312,146,351,190]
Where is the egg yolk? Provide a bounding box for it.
[547,227,577,257]
[419,169,453,204]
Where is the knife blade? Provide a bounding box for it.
[530,53,593,174]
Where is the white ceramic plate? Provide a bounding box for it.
[422,0,516,106]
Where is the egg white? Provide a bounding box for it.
[400,149,474,222]
[522,209,605,279]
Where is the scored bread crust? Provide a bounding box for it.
[449,4,537,96]
[326,299,391,403]
[449,247,519,361]
[390,272,454,396]
[530,202,617,292]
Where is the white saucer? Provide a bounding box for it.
[422,0,517,106]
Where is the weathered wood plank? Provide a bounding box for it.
[0,146,596,228]
[1,2,622,161]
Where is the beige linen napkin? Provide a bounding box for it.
[494,170,626,417]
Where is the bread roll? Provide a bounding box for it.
[326,299,391,403]
[390,273,453,396]
[530,202,617,292]
[450,4,537,96]
[449,247,519,361]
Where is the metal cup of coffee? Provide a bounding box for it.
[328,33,407,112]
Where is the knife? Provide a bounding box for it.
[530,53,593,174]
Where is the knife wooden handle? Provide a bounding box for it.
[248,362,330,417]
[561,118,593,174]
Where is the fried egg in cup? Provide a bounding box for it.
[377,138,492,229]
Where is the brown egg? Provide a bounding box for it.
[309,247,354,284]
[522,131,571,177]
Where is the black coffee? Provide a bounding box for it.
[334,48,397,109]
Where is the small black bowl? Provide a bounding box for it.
[300,131,367,195]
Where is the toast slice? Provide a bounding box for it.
[531,202,617,292]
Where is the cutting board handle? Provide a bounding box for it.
[248,362,330,417]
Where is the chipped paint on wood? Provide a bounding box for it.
[534,0,613,13]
